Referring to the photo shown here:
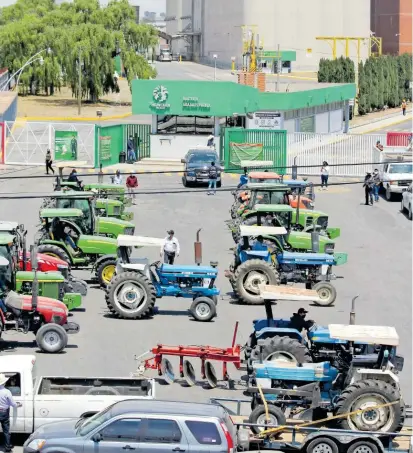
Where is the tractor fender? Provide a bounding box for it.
[93,254,117,271]
[255,327,303,342]
[349,369,400,387]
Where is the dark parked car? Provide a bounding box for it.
[181,147,223,187]
[24,399,239,453]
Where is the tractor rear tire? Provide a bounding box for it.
[37,244,71,265]
[190,297,216,322]
[36,324,68,353]
[248,405,286,435]
[96,259,117,288]
[249,336,313,365]
[106,272,156,319]
[234,259,279,305]
[313,282,337,307]
[334,379,403,433]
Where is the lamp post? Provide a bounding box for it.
[213,54,217,81]
[78,47,82,116]
[1,48,51,91]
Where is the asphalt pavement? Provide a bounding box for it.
[0,166,410,451]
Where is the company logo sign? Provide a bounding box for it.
[150,85,171,110]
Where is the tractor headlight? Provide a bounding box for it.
[324,243,335,254]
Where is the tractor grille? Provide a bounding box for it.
[317,216,328,229]
[124,227,134,235]
[305,217,314,227]
[324,243,335,254]
[57,265,69,279]
[398,180,411,186]
[113,206,121,216]
[58,282,65,301]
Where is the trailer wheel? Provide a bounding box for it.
[248,405,286,435]
[36,324,68,353]
[335,379,402,433]
[348,440,379,453]
[313,282,337,306]
[306,437,339,453]
[250,336,313,364]
[190,297,216,322]
[233,259,279,305]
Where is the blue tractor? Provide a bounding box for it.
[105,235,219,322]
[243,289,405,435]
[225,225,347,305]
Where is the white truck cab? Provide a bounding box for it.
[0,355,155,434]
[379,150,412,201]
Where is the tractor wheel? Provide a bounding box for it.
[106,271,156,319]
[37,244,71,265]
[233,259,279,305]
[190,297,216,322]
[249,336,313,364]
[313,282,337,307]
[334,379,403,433]
[36,324,68,353]
[96,259,117,288]
[248,405,286,435]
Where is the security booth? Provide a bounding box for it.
[257,50,297,74]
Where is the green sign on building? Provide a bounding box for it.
[100,136,112,161]
[55,130,78,161]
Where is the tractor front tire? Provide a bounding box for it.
[248,405,286,435]
[36,324,68,353]
[313,282,337,307]
[190,297,216,322]
[335,379,403,433]
[106,272,156,319]
[249,336,313,365]
[37,244,71,265]
[96,259,117,288]
[234,259,279,305]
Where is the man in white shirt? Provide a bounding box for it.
[0,373,21,452]
[112,170,123,185]
[160,230,180,264]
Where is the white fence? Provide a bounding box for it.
[4,121,96,166]
[286,132,387,177]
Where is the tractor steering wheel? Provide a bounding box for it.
[151,260,162,269]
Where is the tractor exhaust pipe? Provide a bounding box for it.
[30,245,38,311]
[350,295,358,325]
[21,226,27,271]
[194,229,202,266]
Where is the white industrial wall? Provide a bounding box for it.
[315,112,329,133]
[174,0,371,70]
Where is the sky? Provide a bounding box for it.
[0,0,166,14]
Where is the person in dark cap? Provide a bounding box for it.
[289,308,313,332]
[363,172,374,206]
[160,230,180,264]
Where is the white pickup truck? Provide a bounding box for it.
[0,355,155,434]
[377,148,412,201]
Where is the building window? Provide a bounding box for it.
[299,116,315,133]
[157,115,214,135]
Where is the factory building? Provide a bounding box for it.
[166,0,371,70]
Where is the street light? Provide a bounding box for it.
[1,47,52,91]
[213,54,218,81]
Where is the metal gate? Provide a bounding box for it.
[286,132,387,176]
[124,124,151,160]
[4,121,95,166]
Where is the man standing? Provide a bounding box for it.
[127,136,136,162]
[45,149,54,175]
[363,172,374,206]
[371,169,381,202]
[0,373,21,452]
[160,230,180,264]
[207,161,218,195]
[401,99,407,116]
[113,170,123,185]
[126,171,138,203]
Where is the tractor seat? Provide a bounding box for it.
[5,291,24,314]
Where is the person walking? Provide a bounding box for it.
[363,172,374,206]
[113,170,123,185]
[371,169,381,202]
[320,161,330,190]
[237,167,248,188]
[127,136,136,162]
[207,161,218,195]
[45,149,54,175]
[401,99,407,116]
[126,171,138,203]
[0,373,22,452]
[160,230,180,264]
[207,134,215,148]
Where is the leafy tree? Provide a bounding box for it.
[0,0,158,101]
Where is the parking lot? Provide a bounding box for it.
[0,166,411,450]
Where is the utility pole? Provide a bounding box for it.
[78,47,82,116]
[276,44,281,92]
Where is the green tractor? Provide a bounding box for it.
[37,208,120,286]
[42,191,135,239]
[0,234,81,311]
[237,204,337,255]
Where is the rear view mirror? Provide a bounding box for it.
[92,433,102,443]
[181,158,186,164]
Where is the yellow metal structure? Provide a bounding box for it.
[316,36,382,60]
[241,25,262,72]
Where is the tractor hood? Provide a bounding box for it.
[96,198,122,207]
[16,271,64,282]
[77,235,118,255]
[286,231,335,254]
[96,217,135,238]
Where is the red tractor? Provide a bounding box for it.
[0,253,79,353]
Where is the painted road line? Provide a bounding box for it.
[354,115,412,134]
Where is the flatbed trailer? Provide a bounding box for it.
[211,397,412,453]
